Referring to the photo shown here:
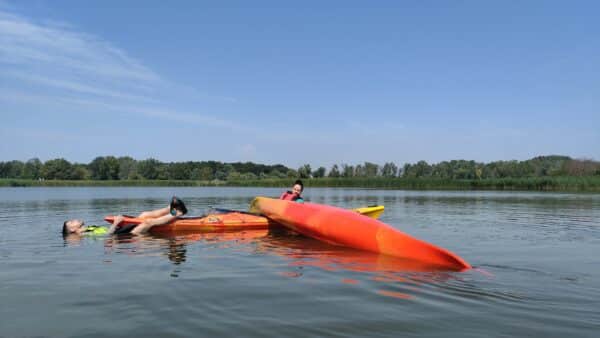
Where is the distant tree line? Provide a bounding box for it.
[0,157,292,181]
[398,156,600,179]
[0,155,598,181]
[299,156,600,179]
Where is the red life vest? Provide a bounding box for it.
[280,191,301,201]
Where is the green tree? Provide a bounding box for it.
[402,163,413,178]
[41,158,73,180]
[223,164,235,175]
[414,161,432,177]
[381,162,398,177]
[227,170,241,180]
[23,158,42,179]
[168,162,191,180]
[190,167,203,180]
[240,172,257,180]
[88,156,120,180]
[215,170,228,180]
[312,166,326,178]
[431,161,451,178]
[298,164,312,178]
[156,164,169,180]
[402,161,434,178]
[342,164,354,177]
[564,159,600,176]
[71,164,90,180]
[138,158,161,179]
[448,160,476,179]
[363,162,379,177]
[329,164,340,177]
[118,156,138,180]
[0,160,24,178]
[198,166,213,180]
[475,167,482,180]
[269,169,286,179]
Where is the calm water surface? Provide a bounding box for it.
[0,187,598,337]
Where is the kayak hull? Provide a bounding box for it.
[249,197,471,271]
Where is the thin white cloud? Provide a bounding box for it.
[0,10,159,83]
[0,87,246,131]
[60,95,252,131]
[0,8,241,130]
[2,71,159,102]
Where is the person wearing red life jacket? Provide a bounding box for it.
[280,179,304,203]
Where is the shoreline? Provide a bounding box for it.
[1,177,599,192]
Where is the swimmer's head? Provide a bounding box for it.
[62,219,85,235]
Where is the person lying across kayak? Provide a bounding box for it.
[62,196,188,236]
[280,179,304,203]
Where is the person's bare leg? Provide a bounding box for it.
[107,215,125,235]
[137,206,170,220]
[131,213,177,235]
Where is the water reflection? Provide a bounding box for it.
[93,227,467,299]
[101,229,268,263]
[257,230,462,300]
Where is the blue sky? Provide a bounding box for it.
[1,0,598,168]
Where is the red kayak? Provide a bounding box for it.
[249,197,471,271]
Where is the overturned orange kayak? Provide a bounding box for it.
[249,197,471,271]
[104,205,384,234]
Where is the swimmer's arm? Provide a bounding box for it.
[106,215,124,235]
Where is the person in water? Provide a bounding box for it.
[62,196,188,236]
[280,179,304,202]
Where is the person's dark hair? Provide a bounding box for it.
[294,179,304,192]
[170,196,188,215]
[62,221,68,235]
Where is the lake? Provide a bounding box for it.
[0,187,598,337]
